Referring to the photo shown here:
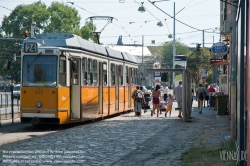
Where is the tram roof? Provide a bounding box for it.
[121,52,137,63]
[29,33,108,56]
[22,33,137,64]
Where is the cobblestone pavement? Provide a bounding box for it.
[0,99,231,166]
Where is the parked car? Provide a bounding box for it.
[13,84,20,100]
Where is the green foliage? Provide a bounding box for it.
[0,1,98,83]
[147,46,164,57]
[0,29,3,38]
[1,1,95,41]
[2,1,50,37]
[74,21,98,43]
[46,2,80,33]
[147,41,189,69]
[179,140,236,166]
[161,41,189,66]
[186,48,212,86]
[175,74,182,81]
[0,39,22,82]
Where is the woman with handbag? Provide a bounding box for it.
[151,85,161,117]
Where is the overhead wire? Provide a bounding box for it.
[149,0,201,31]
[185,0,211,9]
[66,1,98,16]
[164,19,171,34]
[101,30,208,39]
[0,5,12,11]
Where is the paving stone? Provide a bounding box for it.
[0,99,230,166]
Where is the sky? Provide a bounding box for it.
[0,0,221,48]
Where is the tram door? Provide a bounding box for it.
[98,62,103,114]
[70,58,81,120]
[115,65,119,111]
[128,67,132,109]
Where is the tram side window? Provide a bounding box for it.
[111,63,115,86]
[134,69,137,85]
[73,61,78,85]
[119,65,123,85]
[103,62,107,86]
[59,56,66,87]
[93,60,98,86]
[87,59,93,86]
[82,57,88,85]
[136,69,138,85]
[126,66,128,85]
[131,68,134,85]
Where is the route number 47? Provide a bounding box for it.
[24,42,38,53]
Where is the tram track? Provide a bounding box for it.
[0,110,134,147]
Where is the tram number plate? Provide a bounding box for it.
[35,90,43,94]
[24,42,38,53]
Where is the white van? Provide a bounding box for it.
[13,84,21,100]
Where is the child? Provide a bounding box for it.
[165,94,174,117]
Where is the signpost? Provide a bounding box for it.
[211,42,229,57]
[153,62,161,86]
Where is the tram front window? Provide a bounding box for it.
[22,55,57,87]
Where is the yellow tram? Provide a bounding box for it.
[20,33,139,125]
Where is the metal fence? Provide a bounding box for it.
[0,94,20,121]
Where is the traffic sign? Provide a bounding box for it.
[210,59,223,64]
[174,56,186,61]
[211,42,228,57]
[154,72,162,77]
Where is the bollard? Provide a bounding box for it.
[11,85,14,124]
[0,94,2,108]
[5,94,7,120]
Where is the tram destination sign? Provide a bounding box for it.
[24,42,38,53]
[211,42,228,57]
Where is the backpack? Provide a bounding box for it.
[134,90,143,102]
[198,88,204,100]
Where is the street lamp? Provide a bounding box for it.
[138,2,146,13]
[157,21,163,27]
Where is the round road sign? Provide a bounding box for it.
[211,42,228,57]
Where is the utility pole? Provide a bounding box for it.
[142,35,144,84]
[202,30,204,47]
[172,2,176,88]
[212,36,216,83]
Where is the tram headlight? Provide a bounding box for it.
[36,101,42,108]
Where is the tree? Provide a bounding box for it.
[1,1,50,37]
[0,1,98,83]
[0,39,22,83]
[1,1,96,40]
[74,21,98,43]
[186,48,213,86]
[161,41,189,67]
[46,2,80,33]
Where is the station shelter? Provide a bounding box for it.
[146,68,192,122]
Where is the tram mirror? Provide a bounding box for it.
[71,61,77,73]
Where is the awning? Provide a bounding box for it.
[211,60,229,68]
